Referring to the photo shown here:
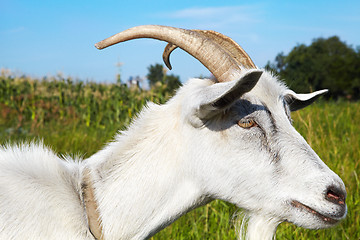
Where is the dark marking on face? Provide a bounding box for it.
[225,99,283,165]
[256,101,283,164]
[207,98,287,165]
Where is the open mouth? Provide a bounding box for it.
[291,200,339,225]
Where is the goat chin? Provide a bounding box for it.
[236,212,280,240]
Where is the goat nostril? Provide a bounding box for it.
[326,186,345,205]
[327,190,340,201]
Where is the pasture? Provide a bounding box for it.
[0,73,359,239]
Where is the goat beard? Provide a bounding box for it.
[234,211,280,240]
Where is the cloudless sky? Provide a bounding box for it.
[1,0,359,83]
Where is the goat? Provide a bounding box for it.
[0,25,347,240]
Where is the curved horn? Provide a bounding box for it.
[162,43,177,70]
[163,30,256,71]
[95,25,245,82]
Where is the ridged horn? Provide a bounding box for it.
[95,25,247,82]
[163,30,256,71]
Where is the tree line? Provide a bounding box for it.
[147,35,359,100]
[266,36,360,100]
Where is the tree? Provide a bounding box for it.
[147,63,181,93]
[266,36,360,99]
[147,64,164,87]
[165,73,181,92]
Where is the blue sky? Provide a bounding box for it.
[1,0,359,83]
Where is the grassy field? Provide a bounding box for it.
[1,73,359,239]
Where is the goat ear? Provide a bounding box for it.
[197,70,263,119]
[284,89,328,111]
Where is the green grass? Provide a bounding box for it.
[0,74,359,239]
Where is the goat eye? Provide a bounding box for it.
[238,119,257,128]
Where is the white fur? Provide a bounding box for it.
[0,70,346,240]
[0,143,92,239]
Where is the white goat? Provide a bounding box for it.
[0,25,347,240]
